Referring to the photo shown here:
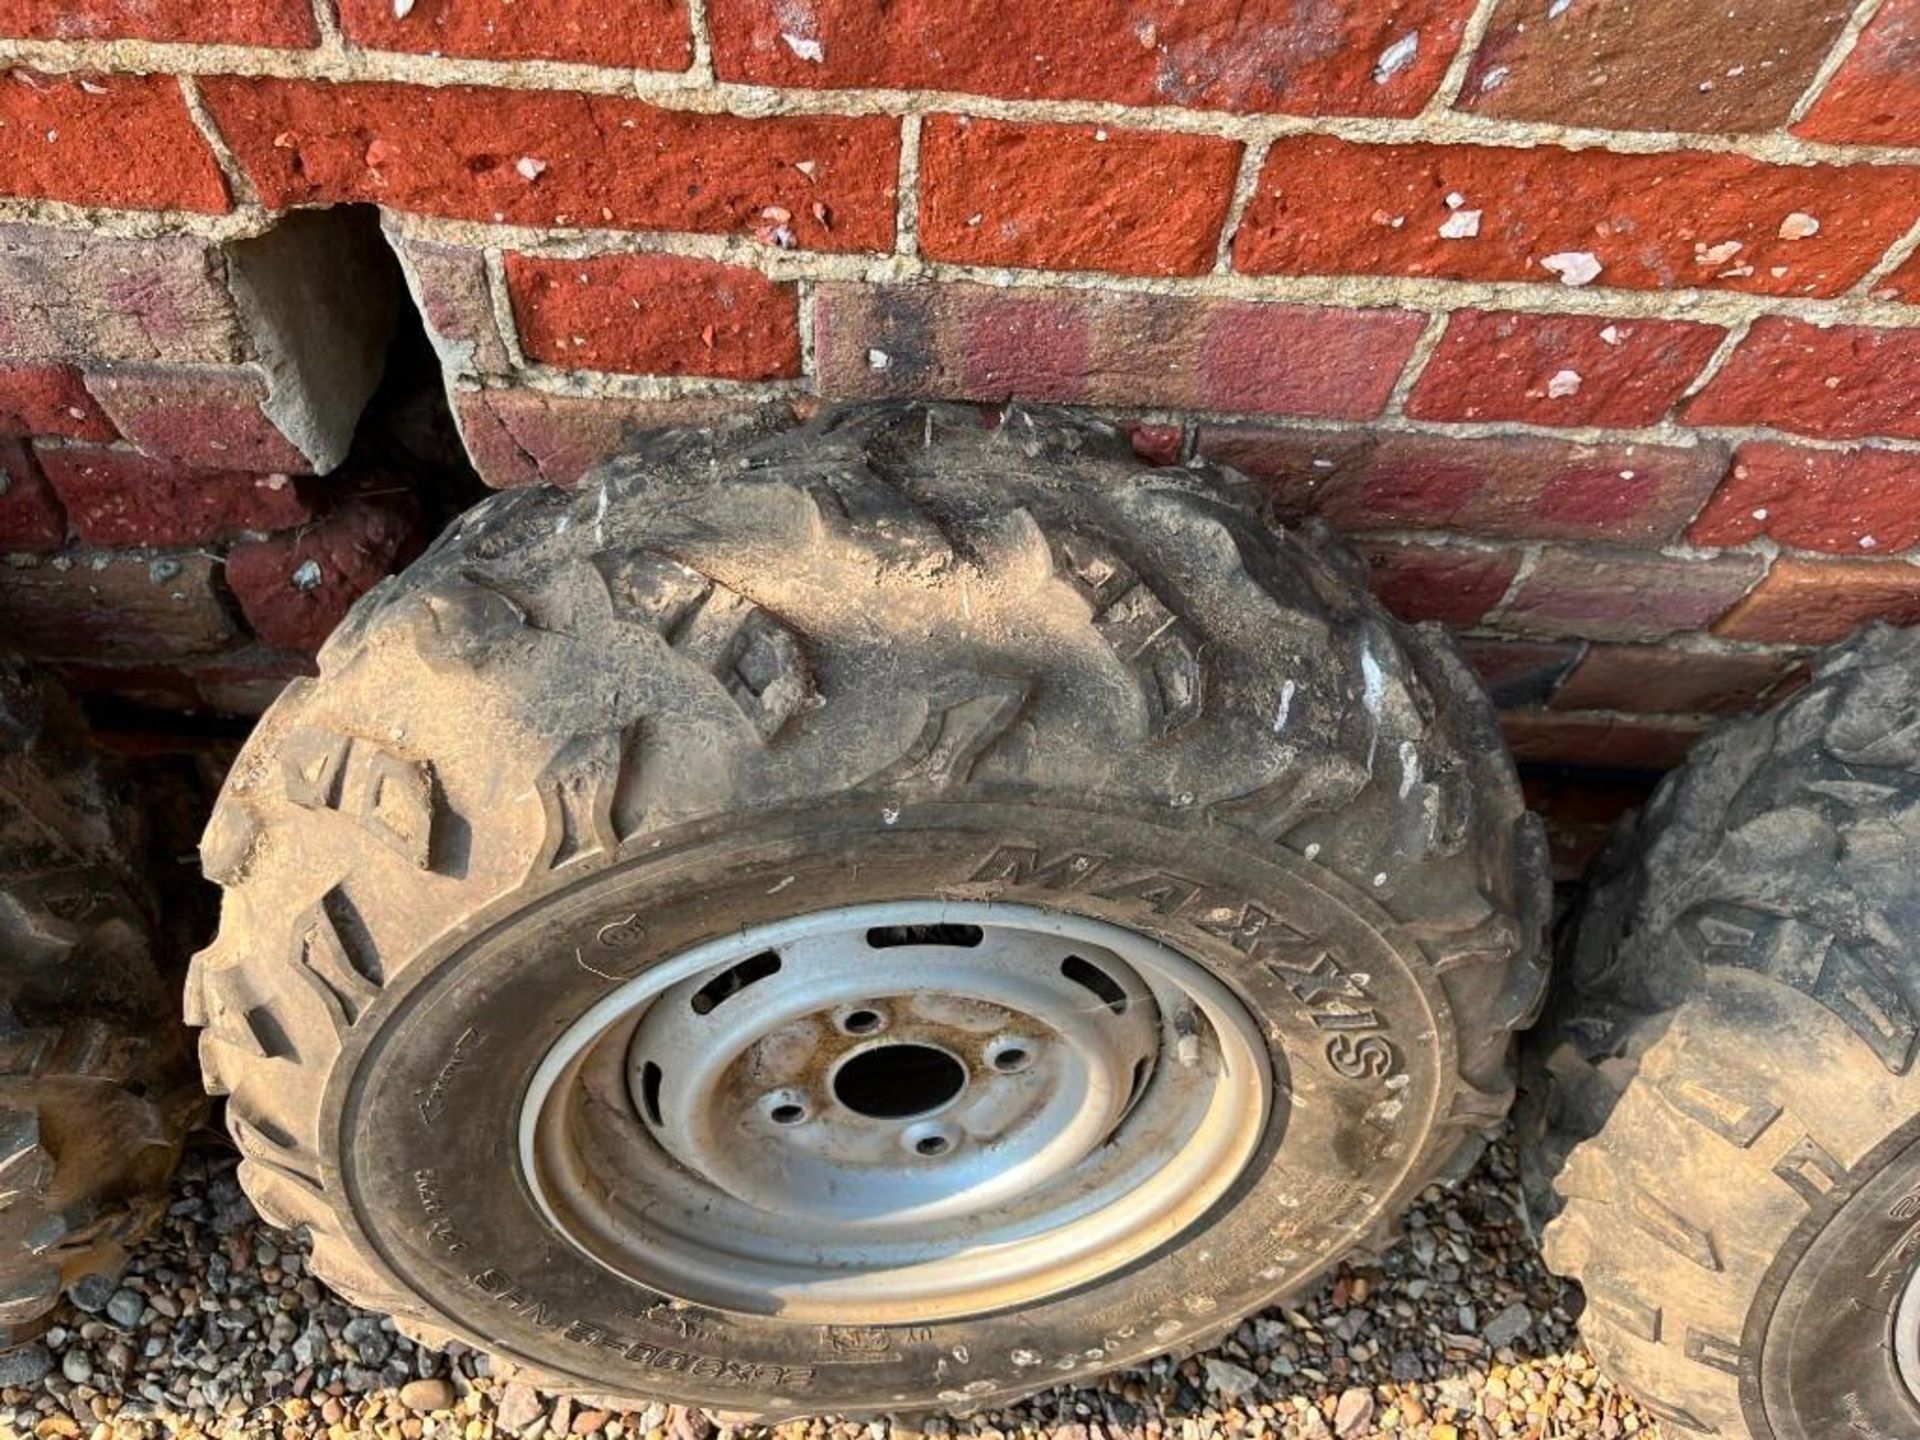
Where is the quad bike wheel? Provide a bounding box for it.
[1525,623,1920,1439]
[0,660,200,1356]
[189,403,1548,1414]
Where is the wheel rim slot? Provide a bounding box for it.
[688,948,781,1015]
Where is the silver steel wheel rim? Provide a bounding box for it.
[1896,1255,1920,1404]
[519,901,1271,1324]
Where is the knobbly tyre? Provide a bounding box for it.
[177,403,1549,1414]
[1522,623,1920,1440]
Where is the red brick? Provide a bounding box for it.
[0,225,246,365]
[1714,557,1920,644]
[0,364,115,441]
[1683,320,1920,440]
[0,71,228,215]
[338,0,688,70]
[0,0,315,45]
[1353,540,1519,625]
[0,439,63,552]
[1549,644,1799,714]
[84,367,312,474]
[1230,136,1916,299]
[816,284,1423,418]
[1195,425,1726,545]
[918,117,1240,277]
[1795,0,1920,147]
[708,0,1476,117]
[1502,710,1709,770]
[201,78,897,252]
[390,233,514,377]
[226,493,422,652]
[1125,423,1184,467]
[1458,0,1853,135]
[507,253,801,380]
[1406,311,1723,427]
[455,388,797,487]
[0,551,234,660]
[36,446,311,547]
[1502,547,1763,641]
[1689,443,1920,555]
[1459,637,1581,708]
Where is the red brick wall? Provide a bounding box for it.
[0,0,1916,772]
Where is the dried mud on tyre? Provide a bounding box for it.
[189,404,1548,1415]
[1525,623,1920,1440]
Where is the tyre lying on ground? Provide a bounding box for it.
[0,660,201,1359]
[1524,623,1920,1440]
[188,403,1548,1414]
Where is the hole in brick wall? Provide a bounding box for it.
[340,214,490,530]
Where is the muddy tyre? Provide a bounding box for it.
[190,404,1547,1414]
[1525,623,1920,1439]
[0,661,200,1354]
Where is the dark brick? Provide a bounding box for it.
[1458,0,1854,134]
[84,367,313,474]
[455,387,799,488]
[1353,540,1520,625]
[1458,638,1582,708]
[816,283,1423,418]
[1501,547,1764,641]
[1195,425,1726,545]
[1549,644,1801,714]
[0,225,245,365]
[0,551,235,659]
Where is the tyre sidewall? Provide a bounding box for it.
[1748,1117,1920,1440]
[327,798,1459,1412]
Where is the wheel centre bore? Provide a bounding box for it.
[519,901,1272,1324]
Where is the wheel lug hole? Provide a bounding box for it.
[761,1091,810,1126]
[838,1006,885,1036]
[989,1040,1033,1074]
[903,1122,958,1159]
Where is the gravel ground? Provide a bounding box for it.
[1,1137,1664,1440]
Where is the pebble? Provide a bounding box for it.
[0,1141,1668,1439]
[399,1378,456,1412]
